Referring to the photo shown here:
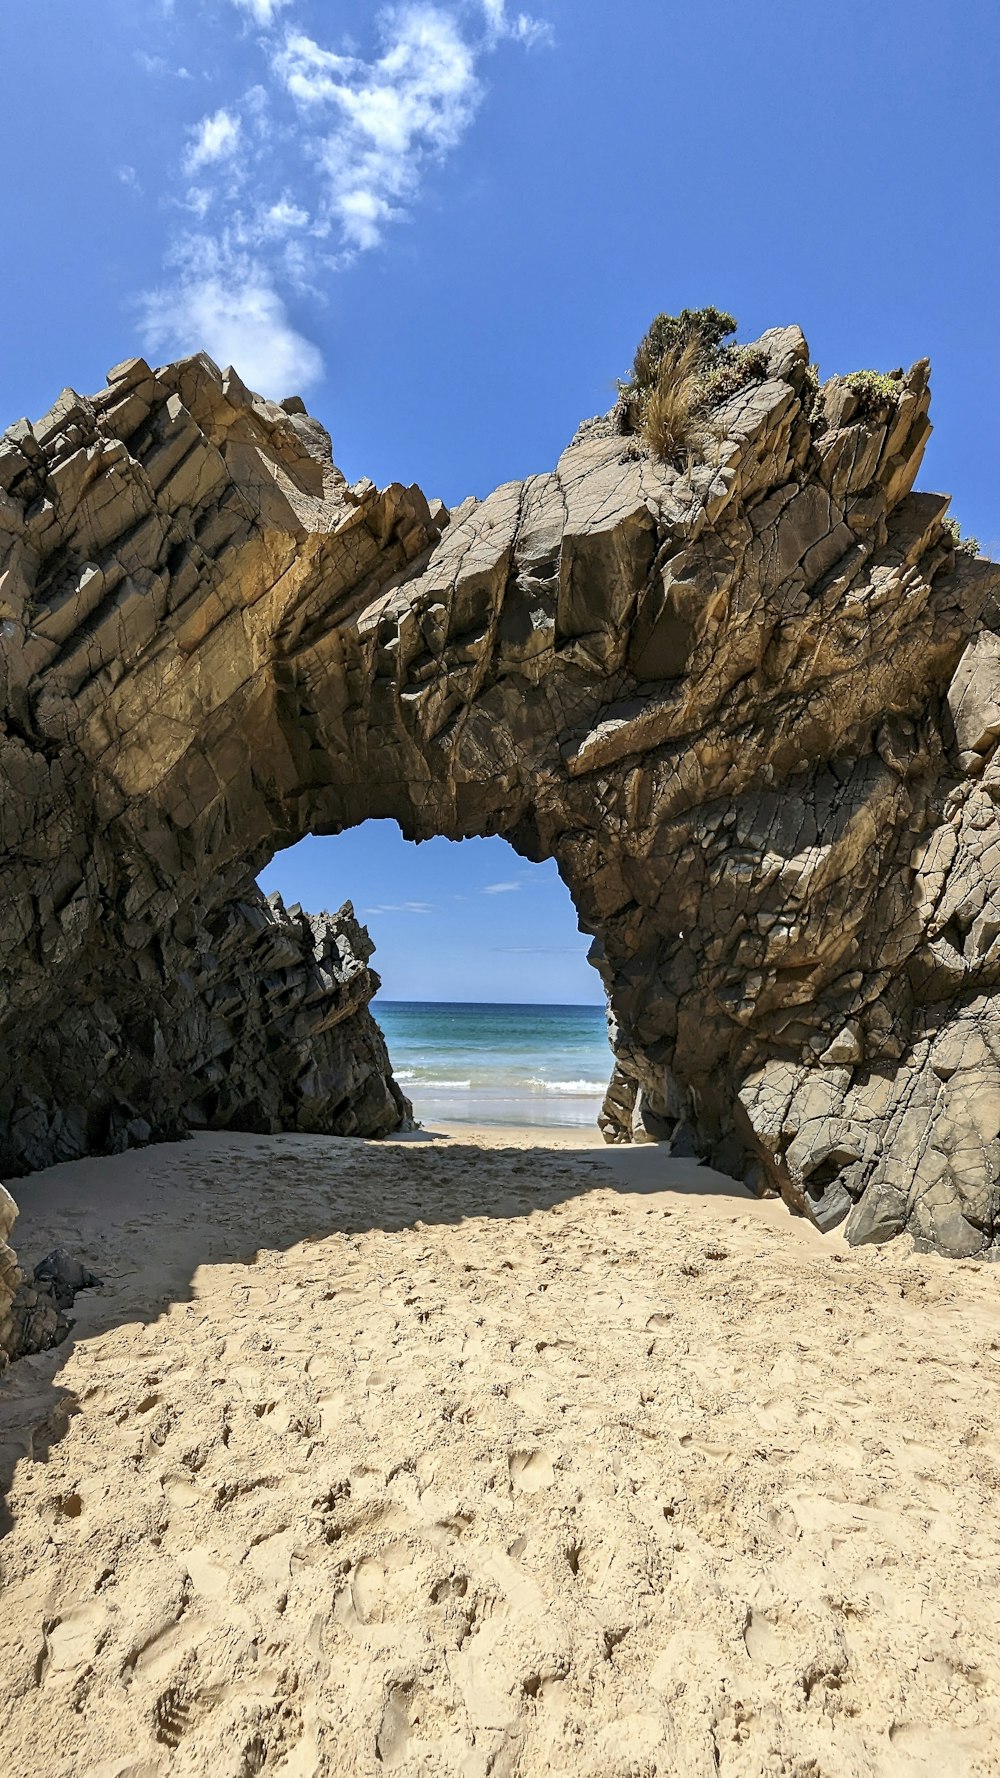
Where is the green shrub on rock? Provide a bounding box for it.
[701,343,770,408]
[616,307,770,464]
[844,367,904,418]
[943,514,981,558]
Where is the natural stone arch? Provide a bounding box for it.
[2,320,1000,1357]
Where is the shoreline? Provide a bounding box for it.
[398,1096,608,1130]
[1,1125,999,1774]
[376,1000,613,1138]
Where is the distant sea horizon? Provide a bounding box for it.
[375,1000,611,1129]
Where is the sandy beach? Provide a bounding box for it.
[1,1124,1000,1777]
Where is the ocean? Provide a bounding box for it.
[375,1001,611,1129]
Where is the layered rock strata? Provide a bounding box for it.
[161,889,412,1141]
[0,324,999,1363]
[0,876,408,1179]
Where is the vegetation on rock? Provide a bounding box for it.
[944,514,981,557]
[844,367,905,417]
[615,306,769,463]
[800,359,826,433]
[618,313,926,463]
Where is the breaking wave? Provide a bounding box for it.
[524,1077,606,1095]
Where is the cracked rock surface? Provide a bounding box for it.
[1,324,999,1352]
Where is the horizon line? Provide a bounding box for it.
[375,997,607,1008]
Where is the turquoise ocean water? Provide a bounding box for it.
[375,1001,611,1129]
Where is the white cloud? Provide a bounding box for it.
[479,0,552,46]
[182,187,213,219]
[183,108,242,175]
[142,241,323,396]
[261,197,310,235]
[274,33,356,106]
[366,901,434,914]
[135,49,193,78]
[141,3,551,393]
[274,8,481,251]
[230,0,292,24]
[482,881,521,895]
[334,187,394,252]
[118,164,141,191]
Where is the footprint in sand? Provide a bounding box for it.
[376,1681,417,1767]
[39,1600,109,1684]
[743,1607,792,1667]
[508,1449,555,1493]
[350,1541,424,1624]
[179,1544,231,1598]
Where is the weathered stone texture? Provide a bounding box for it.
[1,326,999,1355]
[0,1185,19,1362]
[0,877,409,1174]
[5,1247,103,1360]
[162,889,413,1141]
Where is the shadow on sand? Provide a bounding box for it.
[0,1125,759,1539]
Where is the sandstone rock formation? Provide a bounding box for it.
[1,323,999,1356]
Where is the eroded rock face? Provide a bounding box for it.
[0,1185,18,1363]
[166,889,412,1141]
[0,877,409,1178]
[1,324,999,1359]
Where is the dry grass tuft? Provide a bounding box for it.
[615,307,767,467]
[638,336,706,464]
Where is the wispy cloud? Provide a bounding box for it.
[479,0,552,46]
[142,236,323,397]
[183,107,242,175]
[230,0,292,23]
[481,880,521,895]
[261,196,310,235]
[272,11,481,252]
[135,49,193,79]
[366,901,434,915]
[138,2,552,396]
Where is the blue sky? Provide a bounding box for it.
[258,825,601,1002]
[2,0,997,999]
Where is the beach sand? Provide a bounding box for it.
[1,1124,1000,1777]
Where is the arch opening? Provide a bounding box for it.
[257,824,612,1132]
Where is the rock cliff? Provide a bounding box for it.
[1,322,999,1357]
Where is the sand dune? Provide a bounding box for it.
[1,1126,1000,1777]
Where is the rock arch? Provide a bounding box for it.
[1,322,1000,1354]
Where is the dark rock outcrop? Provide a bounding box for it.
[1,323,999,1359]
[0,878,409,1177]
[6,1248,103,1359]
[162,888,412,1140]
